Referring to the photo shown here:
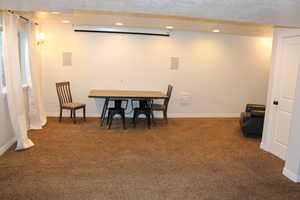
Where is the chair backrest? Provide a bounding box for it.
[164,84,173,108]
[56,82,72,106]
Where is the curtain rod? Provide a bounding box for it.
[8,10,39,25]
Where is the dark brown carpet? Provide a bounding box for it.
[0,117,299,200]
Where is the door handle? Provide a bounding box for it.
[273,100,279,105]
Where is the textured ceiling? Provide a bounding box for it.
[2,0,300,27]
[17,10,274,37]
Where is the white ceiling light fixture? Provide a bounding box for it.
[62,20,70,23]
[212,29,220,33]
[165,26,173,29]
[115,22,123,26]
[51,11,60,14]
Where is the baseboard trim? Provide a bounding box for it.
[283,167,300,182]
[0,137,16,156]
[168,113,240,118]
[260,142,269,152]
[47,112,100,117]
[47,112,240,118]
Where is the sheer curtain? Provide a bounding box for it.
[26,22,47,129]
[2,12,34,150]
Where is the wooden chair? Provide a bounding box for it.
[56,82,86,124]
[151,85,173,123]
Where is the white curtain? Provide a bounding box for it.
[2,12,34,150]
[26,22,47,129]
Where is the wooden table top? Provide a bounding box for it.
[88,89,168,99]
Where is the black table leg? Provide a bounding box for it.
[100,98,109,126]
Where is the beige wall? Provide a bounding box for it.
[41,24,272,117]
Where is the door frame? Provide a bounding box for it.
[261,28,300,159]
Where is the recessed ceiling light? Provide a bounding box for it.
[115,22,123,26]
[51,11,60,14]
[166,26,173,29]
[212,29,220,33]
[62,20,70,24]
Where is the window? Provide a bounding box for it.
[18,32,30,85]
[0,29,5,88]
[0,29,30,90]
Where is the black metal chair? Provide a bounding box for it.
[132,99,152,129]
[151,85,173,123]
[107,99,127,129]
[240,104,266,137]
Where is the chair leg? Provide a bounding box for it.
[133,111,137,128]
[70,110,73,119]
[121,112,126,129]
[59,108,62,122]
[147,113,151,129]
[73,109,76,124]
[151,110,156,125]
[83,106,86,121]
[163,110,168,123]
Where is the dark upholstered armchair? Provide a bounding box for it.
[240,104,266,137]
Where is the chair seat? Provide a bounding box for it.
[108,107,125,112]
[63,102,85,109]
[151,103,165,111]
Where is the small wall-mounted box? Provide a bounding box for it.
[62,52,72,66]
[170,57,179,70]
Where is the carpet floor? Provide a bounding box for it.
[0,117,299,200]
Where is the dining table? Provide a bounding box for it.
[88,89,168,126]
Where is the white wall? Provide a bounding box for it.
[0,93,15,155]
[41,24,272,117]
